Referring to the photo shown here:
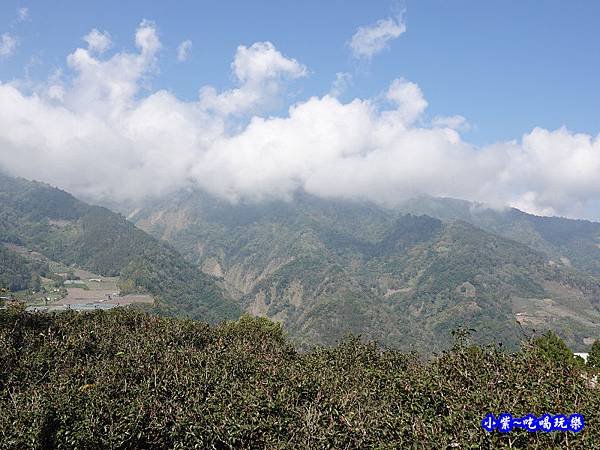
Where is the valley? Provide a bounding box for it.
[0,174,240,323]
[127,190,600,352]
[2,173,599,354]
[2,242,154,312]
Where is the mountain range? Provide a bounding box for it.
[1,173,599,352]
[126,189,600,352]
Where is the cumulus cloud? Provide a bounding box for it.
[84,29,112,54]
[64,21,160,115]
[198,41,307,116]
[0,33,17,58]
[0,22,599,220]
[385,78,427,125]
[349,15,406,59]
[498,128,600,217]
[177,39,192,62]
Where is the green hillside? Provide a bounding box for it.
[398,195,600,277]
[0,173,240,323]
[0,246,48,292]
[3,174,598,353]
[1,308,598,449]
[129,190,600,352]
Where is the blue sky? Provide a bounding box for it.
[0,1,599,219]
[2,0,599,145]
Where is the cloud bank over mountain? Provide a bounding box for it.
[0,20,599,220]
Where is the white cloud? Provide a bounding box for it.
[500,127,600,217]
[329,72,352,97]
[135,19,161,55]
[231,41,307,83]
[198,41,307,116]
[45,69,65,101]
[0,22,599,220]
[385,78,427,125]
[65,21,160,114]
[84,29,112,54]
[432,115,471,131]
[177,39,192,62]
[349,15,406,59]
[0,33,17,58]
[17,7,29,21]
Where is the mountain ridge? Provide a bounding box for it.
[3,174,599,352]
[0,173,241,323]
[128,189,600,352]
[397,195,600,277]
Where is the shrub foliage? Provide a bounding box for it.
[0,308,598,449]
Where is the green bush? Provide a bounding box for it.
[588,339,600,369]
[0,309,598,449]
[532,330,581,367]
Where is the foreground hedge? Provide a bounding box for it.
[0,308,598,449]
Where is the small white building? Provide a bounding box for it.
[574,352,589,363]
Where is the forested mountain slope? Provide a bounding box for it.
[0,245,48,292]
[0,173,240,323]
[398,196,600,277]
[129,190,600,352]
[3,172,597,352]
